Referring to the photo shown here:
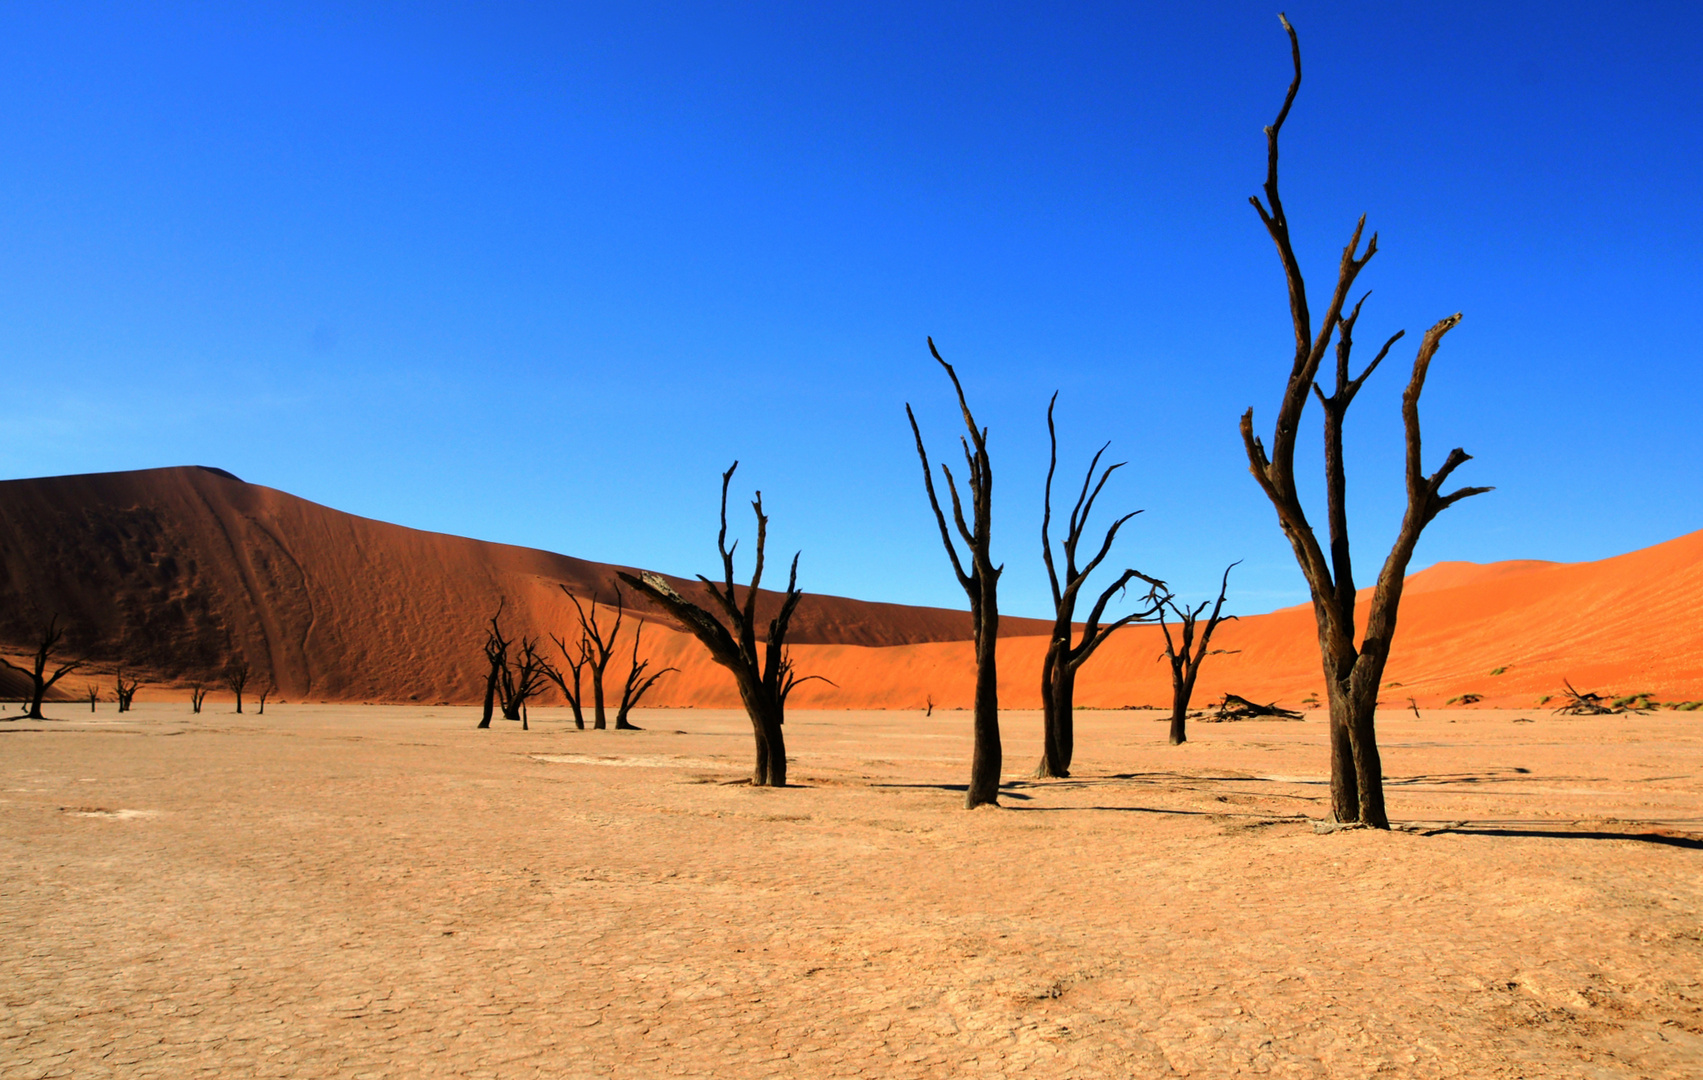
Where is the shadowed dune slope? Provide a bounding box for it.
[2,466,1700,709]
[0,466,1050,702]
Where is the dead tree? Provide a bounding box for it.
[478,602,511,730]
[189,683,208,714]
[906,339,1003,808]
[564,586,626,730]
[544,630,591,729]
[1239,16,1490,828]
[610,620,678,730]
[1035,393,1166,778]
[0,616,85,720]
[617,462,806,787]
[498,637,550,730]
[114,671,142,713]
[1157,561,1240,746]
[223,658,251,714]
[256,684,271,715]
[85,683,99,712]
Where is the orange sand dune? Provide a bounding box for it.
[0,467,1049,702]
[2,466,1700,709]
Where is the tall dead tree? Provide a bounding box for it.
[114,671,141,713]
[478,602,511,730]
[1157,561,1240,746]
[498,637,550,730]
[1,616,84,720]
[618,462,806,787]
[906,339,1003,808]
[564,587,625,730]
[1239,16,1490,828]
[1035,393,1166,778]
[544,631,590,730]
[223,658,250,714]
[610,620,678,730]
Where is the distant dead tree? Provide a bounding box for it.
[114,671,142,713]
[498,637,550,730]
[906,339,1003,808]
[618,462,809,787]
[0,615,85,720]
[189,683,209,714]
[224,658,251,714]
[564,586,626,730]
[1035,394,1166,778]
[1157,561,1240,746]
[256,683,272,715]
[1238,16,1490,828]
[544,631,591,730]
[610,620,678,730]
[478,602,511,730]
[85,683,100,712]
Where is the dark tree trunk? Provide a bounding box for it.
[1237,16,1489,827]
[479,668,498,729]
[2,617,85,721]
[1158,561,1239,748]
[1031,393,1163,780]
[965,593,1001,807]
[907,341,1009,809]
[591,677,607,730]
[1168,671,1193,746]
[618,463,808,788]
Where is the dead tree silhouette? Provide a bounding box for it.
[85,683,99,712]
[256,683,271,715]
[906,338,1003,808]
[478,602,511,730]
[223,658,250,714]
[610,620,678,731]
[618,462,811,787]
[1,616,85,720]
[189,683,209,714]
[114,671,142,713]
[544,631,591,730]
[498,637,550,730]
[1239,15,1490,827]
[1035,393,1166,778]
[564,586,626,730]
[1157,561,1240,746]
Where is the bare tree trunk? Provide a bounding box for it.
[618,463,810,788]
[908,341,1006,808]
[1237,16,1489,827]
[1,616,84,721]
[478,603,509,730]
[1158,561,1239,747]
[1031,393,1163,779]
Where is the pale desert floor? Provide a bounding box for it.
[2,704,1700,1079]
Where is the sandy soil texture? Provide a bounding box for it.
[3,704,1700,1078]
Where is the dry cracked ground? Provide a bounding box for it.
[2,704,1700,1078]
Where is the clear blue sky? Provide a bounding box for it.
[3,2,1699,619]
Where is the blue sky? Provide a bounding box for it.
[3,2,1699,619]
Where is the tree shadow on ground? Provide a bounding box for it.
[1414,824,1703,849]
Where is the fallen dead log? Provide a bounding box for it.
[1552,679,1619,716]
[1203,693,1305,722]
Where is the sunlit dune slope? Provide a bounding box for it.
[1,466,1699,709]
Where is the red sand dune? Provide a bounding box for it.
[2,465,1700,709]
